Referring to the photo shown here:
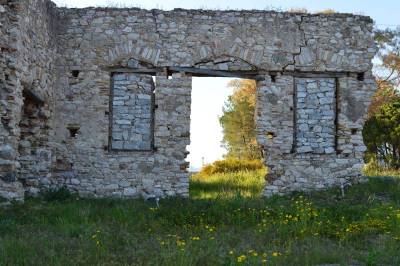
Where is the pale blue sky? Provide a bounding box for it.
[53,0,399,169]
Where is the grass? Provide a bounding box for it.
[0,171,400,265]
[190,168,267,199]
[363,167,400,179]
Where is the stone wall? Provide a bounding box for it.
[0,1,20,200]
[255,73,376,196]
[0,1,377,201]
[111,74,154,151]
[0,0,58,201]
[52,74,191,198]
[15,0,58,197]
[295,78,336,154]
[57,8,375,73]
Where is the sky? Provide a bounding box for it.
[53,0,400,169]
[187,78,235,170]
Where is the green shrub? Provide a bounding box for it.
[199,158,265,175]
[0,195,7,203]
[40,186,73,202]
[363,98,400,169]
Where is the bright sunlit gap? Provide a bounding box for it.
[186,77,236,171]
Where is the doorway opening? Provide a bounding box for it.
[187,77,266,200]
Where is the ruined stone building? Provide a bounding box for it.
[0,0,377,201]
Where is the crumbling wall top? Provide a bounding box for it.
[56,6,373,22]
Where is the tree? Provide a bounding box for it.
[219,79,262,160]
[362,28,400,169]
[374,28,400,89]
[363,98,400,169]
[368,81,399,117]
[370,28,400,114]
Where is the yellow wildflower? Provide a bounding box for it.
[272,251,281,257]
[237,255,247,263]
[176,239,186,247]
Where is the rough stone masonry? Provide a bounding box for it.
[0,0,377,201]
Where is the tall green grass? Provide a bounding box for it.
[1,160,400,265]
[199,158,265,175]
[190,169,267,199]
[1,177,400,265]
[363,160,400,178]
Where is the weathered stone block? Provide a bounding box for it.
[1,171,16,182]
